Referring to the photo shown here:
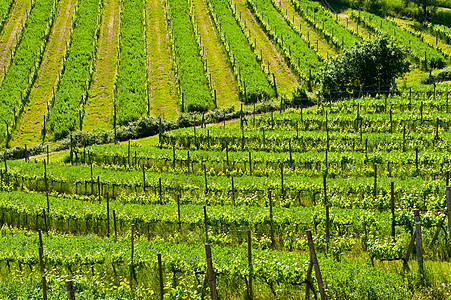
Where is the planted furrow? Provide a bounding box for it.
[0,0,31,83]
[192,0,240,108]
[0,0,15,38]
[288,0,360,51]
[248,0,323,81]
[353,10,447,69]
[13,0,77,146]
[168,0,213,112]
[48,0,102,139]
[116,0,147,125]
[233,0,299,95]
[83,0,121,132]
[0,0,57,144]
[278,0,336,59]
[208,0,274,102]
[145,0,178,119]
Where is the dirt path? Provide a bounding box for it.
[234,0,299,95]
[12,0,77,147]
[0,0,31,82]
[83,0,120,131]
[146,0,178,119]
[192,0,239,108]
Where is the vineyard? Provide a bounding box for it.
[0,0,443,144]
[0,89,450,298]
[0,0,450,298]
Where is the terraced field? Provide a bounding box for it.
[0,1,450,297]
[1,91,451,298]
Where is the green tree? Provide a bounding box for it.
[320,36,409,96]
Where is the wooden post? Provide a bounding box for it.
[204,205,208,243]
[159,178,162,203]
[447,186,451,240]
[177,193,181,232]
[65,280,75,300]
[106,192,110,237]
[44,160,49,213]
[269,190,274,247]
[280,163,284,201]
[404,228,417,269]
[391,182,395,239]
[373,164,377,197]
[172,143,176,168]
[306,230,327,300]
[247,229,253,299]
[42,276,47,300]
[142,164,146,192]
[158,253,164,299]
[38,230,44,273]
[205,244,218,300]
[323,174,327,204]
[97,176,101,203]
[113,209,117,237]
[413,209,423,274]
[204,164,208,194]
[187,150,190,173]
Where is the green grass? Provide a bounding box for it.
[13,0,77,146]
[145,0,179,119]
[83,0,121,132]
[192,0,240,108]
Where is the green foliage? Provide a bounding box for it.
[320,36,409,94]
[249,0,323,80]
[168,0,212,112]
[0,0,56,142]
[116,0,147,125]
[353,11,447,69]
[291,0,361,50]
[49,0,102,139]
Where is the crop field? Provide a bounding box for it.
[0,90,450,298]
[0,0,444,144]
[0,0,450,298]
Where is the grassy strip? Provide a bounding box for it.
[167,0,212,112]
[0,0,14,35]
[0,0,31,83]
[116,0,147,125]
[208,0,274,102]
[145,0,178,119]
[289,0,360,50]
[233,0,299,96]
[83,0,120,131]
[192,0,240,108]
[352,11,447,70]
[279,0,336,60]
[48,0,102,139]
[0,0,57,143]
[248,0,323,80]
[13,0,77,146]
